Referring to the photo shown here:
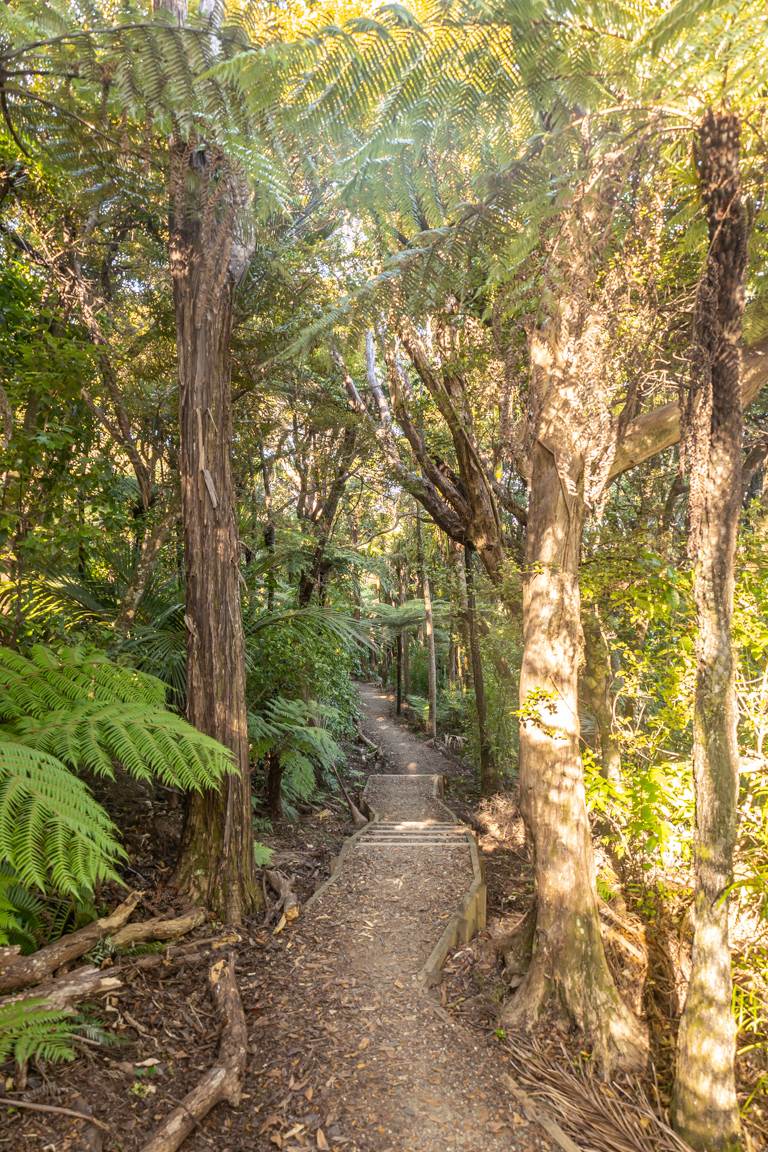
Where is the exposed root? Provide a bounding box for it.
[139,954,247,1152]
[502,950,648,1076]
[265,869,300,921]
[494,904,536,976]
[330,762,368,827]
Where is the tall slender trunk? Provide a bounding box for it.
[396,634,403,715]
[168,139,256,923]
[259,442,276,612]
[462,545,498,794]
[416,511,437,740]
[672,109,747,1152]
[504,441,646,1071]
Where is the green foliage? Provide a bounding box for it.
[250,696,344,811]
[246,616,358,737]
[0,999,79,1066]
[0,644,233,906]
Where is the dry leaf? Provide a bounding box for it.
[316,1130,329,1150]
[273,913,287,935]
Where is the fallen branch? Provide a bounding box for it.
[124,932,241,972]
[356,724,379,753]
[0,892,141,994]
[0,1095,110,1132]
[139,955,247,1152]
[265,870,299,921]
[330,762,368,828]
[3,965,123,1011]
[111,909,207,949]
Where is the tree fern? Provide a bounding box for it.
[249,696,344,808]
[0,645,234,898]
[0,740,122,895]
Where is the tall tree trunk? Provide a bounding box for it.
[462,545,498,794]
[672,109,747,1152]
[416,511,438,740]
[168,138,257,923]
[504,441,646,1071]
[259,442,276,612]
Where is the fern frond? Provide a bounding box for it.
[0,999,79,1066]
[0,740,123,895]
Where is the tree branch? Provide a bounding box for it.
[609,339,768,481]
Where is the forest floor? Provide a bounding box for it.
[5,686,660,1152]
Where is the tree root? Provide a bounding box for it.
[139,955,247,1152]
[0,892,141,994]
[330,762,368,827]
[356,724,379,753]
[501,952,648,1076]
[265,869,299,921]
[494,904,536,976]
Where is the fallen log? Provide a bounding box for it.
[2,965,123,1011]
[111,908,207,949]
[0,892,141,994]
[356,724,379,753]
[139,955,247,1152]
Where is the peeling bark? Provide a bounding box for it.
[167,139,257,922]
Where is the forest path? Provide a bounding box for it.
[220,685,551,1152]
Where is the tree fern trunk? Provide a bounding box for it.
[672,109,747,1152]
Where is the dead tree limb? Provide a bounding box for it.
[0,892,141,994]
[110,909,206,949]
[0,1096,111,1133]
[356,724,379,753]
[2,966,123,1011]
[139,955,247,1152]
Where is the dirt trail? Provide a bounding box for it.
[207,684,552,1152]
